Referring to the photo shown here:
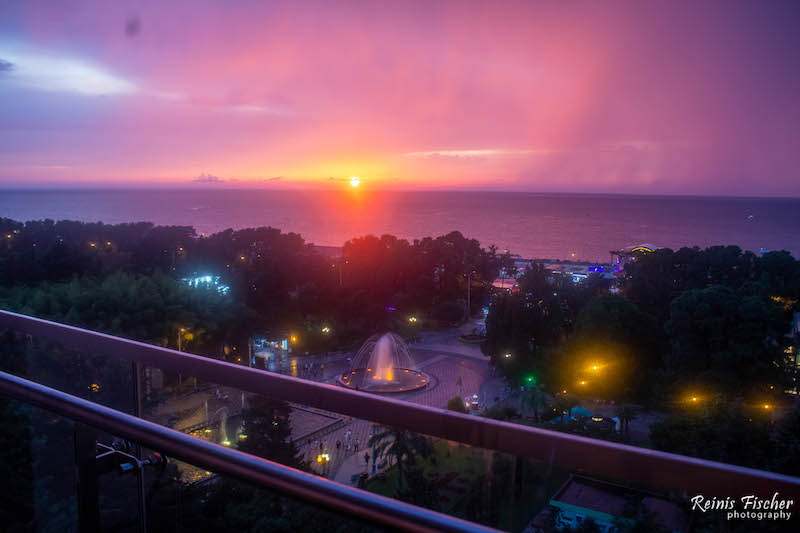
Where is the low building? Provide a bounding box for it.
[542,262,612,284]
[609,243,665,272]
[530,475,690,533]
[181,274,230,294]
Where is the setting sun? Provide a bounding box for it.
[349,176,361,188]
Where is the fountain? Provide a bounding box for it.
[214,407,231,446]
[337,333,430,393]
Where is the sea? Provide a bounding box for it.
[0,189,797,263]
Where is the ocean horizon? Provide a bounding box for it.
[1,189,798,262]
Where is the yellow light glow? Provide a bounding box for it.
[763,404,771,409]
[349,176,361,187]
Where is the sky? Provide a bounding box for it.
[0,0,799,195]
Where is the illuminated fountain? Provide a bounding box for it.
[337,333,430,393]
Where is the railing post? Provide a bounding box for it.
[74,423,99,533]
[132,362,148,533]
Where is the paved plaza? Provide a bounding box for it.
[146,325,501,485]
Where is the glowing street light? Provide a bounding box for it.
[321,326,331,334]
[504,353,511,358]
[408,316,418,323]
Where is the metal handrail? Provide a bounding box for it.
[0,370,498,533]
[2,309,800,498]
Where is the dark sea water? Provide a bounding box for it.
[0,189,797,262]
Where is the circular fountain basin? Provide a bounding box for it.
[338,367,430,393]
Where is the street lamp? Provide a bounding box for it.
[317,452,331,476]
[466,270,476,319]
[177,327,190,388]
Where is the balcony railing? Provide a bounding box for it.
[1,309,799,532]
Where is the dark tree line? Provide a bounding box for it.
[1,218,509,350]
[484,245,799,405]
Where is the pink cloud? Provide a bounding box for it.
[0,0,798,195]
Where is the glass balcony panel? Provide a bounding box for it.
[0,395,382,533]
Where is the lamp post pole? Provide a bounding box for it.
[466,270,475,320]
[177,328,183,388]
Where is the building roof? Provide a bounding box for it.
[492,278,517,289]
[612,243,665,254]
[550,475,689,532]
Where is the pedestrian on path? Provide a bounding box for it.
[354,439,359,452]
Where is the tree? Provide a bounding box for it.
[522,385,547,422]
[237,395,309,471]
[393,467,440,511]
[564,294,664,403]
[614,404,636,437]
[649,400,773,470]
[368,427,433,489]
[447,395,467,413]
[771,403,800,477]
[665,285,786,396]
[553,394,578,422]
